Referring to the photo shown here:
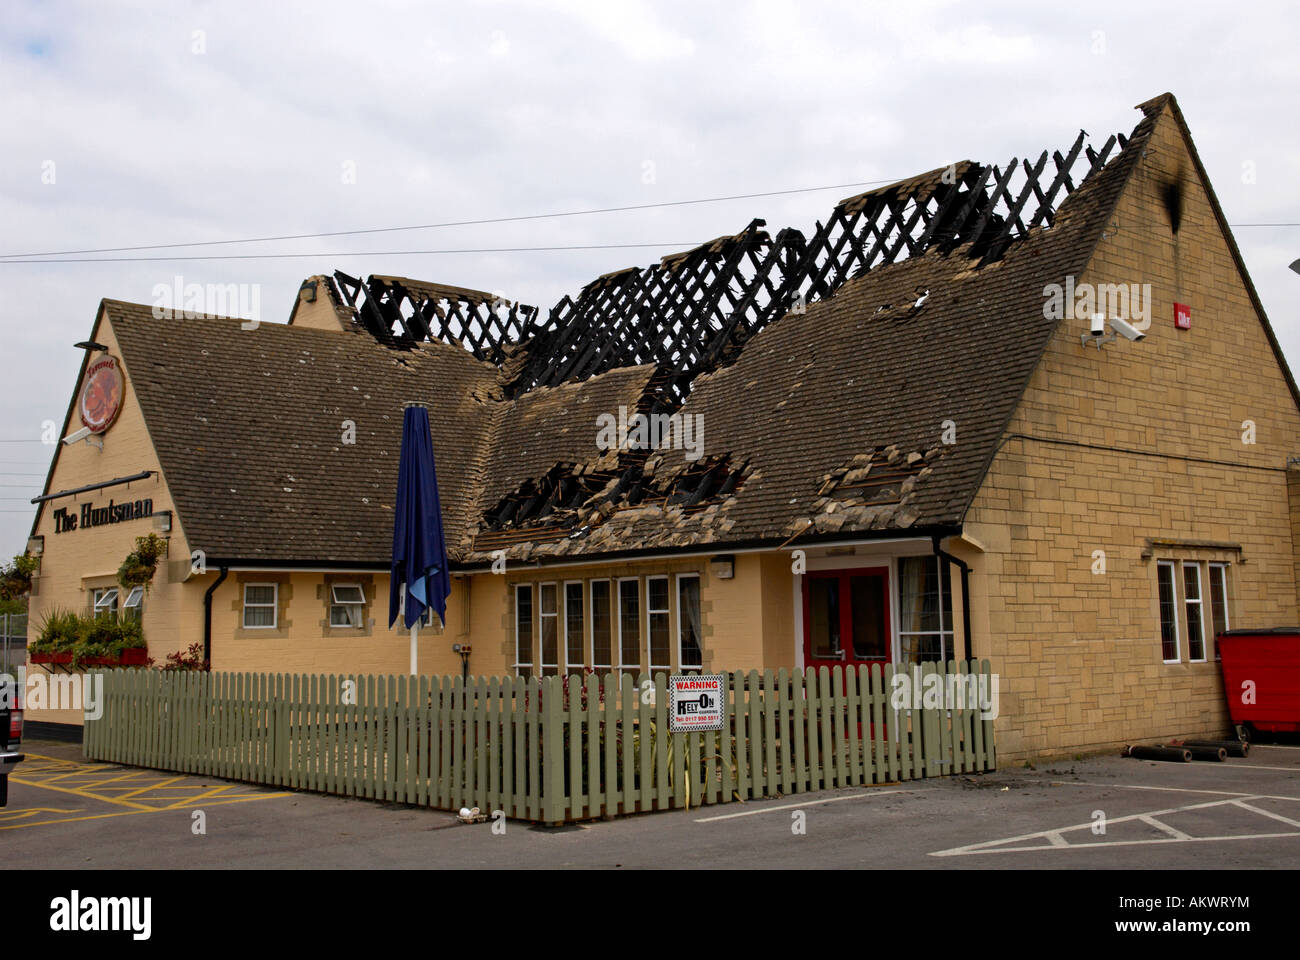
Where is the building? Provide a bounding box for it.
[22,93,1300,762]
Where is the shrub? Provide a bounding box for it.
[158,641,209,672]
[31,607,147,669]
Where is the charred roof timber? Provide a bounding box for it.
[328,127,1123,542]
[334,127,1120,406]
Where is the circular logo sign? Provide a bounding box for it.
[79,354,124,434]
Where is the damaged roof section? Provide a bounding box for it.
[462,104,1157,563]
[330,128,1123,407]
[473,363,749,552]
[332,272,539,370]
[103,97,1167,569]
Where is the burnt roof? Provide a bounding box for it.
[70,96,1176,568]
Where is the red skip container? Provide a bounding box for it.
[1218,628,1300,736]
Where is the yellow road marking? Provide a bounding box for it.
[0,807,164,831]
[9,753,291,819]
[10,775,156,810]
[0,806,83,822]
[116,775,187,800]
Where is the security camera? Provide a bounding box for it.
[62,426,92,445]
[1109,317,1146,342]
[1089,313,1105,336]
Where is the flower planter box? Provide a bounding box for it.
[29,648,148,668]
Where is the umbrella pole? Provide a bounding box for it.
[410,622,418,676]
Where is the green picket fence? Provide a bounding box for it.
[84,660,996,822]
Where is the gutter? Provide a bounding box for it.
[203,566,229,666]
[932,535,973,661]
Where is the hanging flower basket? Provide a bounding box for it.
[117,533,168,592]
[0,553,38,601]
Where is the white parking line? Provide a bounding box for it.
[1232,800,1300,828]
[1139,815,1193,840]
[693,788,910,823]
[930,793,1300,857]
[1008,777,1300,802]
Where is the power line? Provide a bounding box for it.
[0,241,709,265]
[0,179,899,260]
[3,222,1292,268]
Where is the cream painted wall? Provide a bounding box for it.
[26,306,201,725]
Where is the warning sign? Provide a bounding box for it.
[668,674,726,733]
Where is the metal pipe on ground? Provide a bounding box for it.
[1178,744,1227,762]
[1125,745,1192,762]
[1182,739,1250,758]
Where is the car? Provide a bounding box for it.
[0,677,23,807]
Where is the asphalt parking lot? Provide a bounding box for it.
[8,738,1300,868]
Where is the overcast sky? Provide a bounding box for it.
[1,0,1297,556]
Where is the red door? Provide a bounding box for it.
[801,567,892,673]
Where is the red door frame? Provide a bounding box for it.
[800,566,892,673]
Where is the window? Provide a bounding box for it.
[122,586,144,623]
[897,557,953,664]
[1183,563,1207,661]
[564,581,585,673]
[677,574,702,671]
[329,583,365,628]
[590,579,613,671]
[422,605,441,628]
[647,576,671,673]
[618,578,641,671]
[1208,563,1230,661]
[1156,561,1179,662]
[539,582,559,676]
[92,587,119,618]
[243,584,278,628]
[514,584,534,677]
[808,576,842,660]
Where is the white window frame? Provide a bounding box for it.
[121,586,144,622]
[329,582,365,628]
[538,581,559,676]
[93,587,119,617]
[676,573,702,673]
[243,583,278,629]
[1208,562,1230,661]
[1156,561,1180,663]
[513,583,534,676]
[896,556,952,664]
[563,580,586,672]
[616,577,641,673]
[589,578,613,671]
[645,575,671,674]
[1183,561,1207,663]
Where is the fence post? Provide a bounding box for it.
[542,676,564,824]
